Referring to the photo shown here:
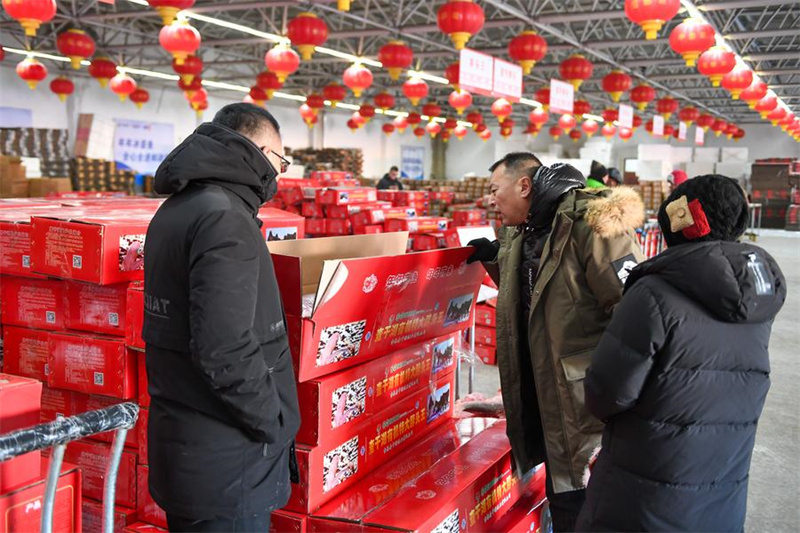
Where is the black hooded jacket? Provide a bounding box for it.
[142,123,300,519]
[577,241,786,532]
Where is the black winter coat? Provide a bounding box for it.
[576,241,786,532]
[142,123,300,520]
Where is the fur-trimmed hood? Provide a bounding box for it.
[585,186,645,239]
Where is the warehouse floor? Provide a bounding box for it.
[461,231,800,533]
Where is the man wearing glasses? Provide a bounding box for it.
[142,103,300,532]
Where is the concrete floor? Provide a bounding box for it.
[459,231,800,532]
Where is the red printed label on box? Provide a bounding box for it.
[259,207,306,241]
[65,440,138,508]
[65,281,128,337]
[2,326,50,381]
[0,463,82,533]
[326,218,352,236]
[137,465,168,529]
[0,276,66,331]
[351,207,417,227]
[474,325,496,347]
[354,225,384,235]
[474,344,496,365]
[384,217,449,234]
[475,306,496,327]
[305,219,327,235]
[317,188,378,206]
[0,219,45,279]
[138,351,150,408]
[302,202,326,219]
[41,386,75,422]
[126,282,144,350]
[82,498,137,533]
[138,408,149,464]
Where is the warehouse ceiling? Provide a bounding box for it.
[1,0,799,126]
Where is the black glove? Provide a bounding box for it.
[467,238,499,264]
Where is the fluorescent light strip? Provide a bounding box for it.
[518,98,543,108]
[182,11,284,42]
[119,66,179,80]
[3,46,72,64]
[335,102,361,111]
[407,70,449,85]
[314,46,382,68]
[583,113,604,122]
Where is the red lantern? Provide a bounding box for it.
[573,100,592,119]
[147,1,195,26]
[601,108,619,126]
[602,70,632,102]
[669,18,715,67]
[733,128,746,142]
[188,87,208,109]
[448,90,473,115]
[672,127,682,140]
[249,86,268,106]
[351,112,366,128]
[755,95,778,119]
[348,119,361,133]
[306,93,326,114]
[393,116,409,132]
[526,124,541,137]
[378,41,413,81]
[618,127,633,142]
[602,124,616,140]
[159,20,201,66]
[508,30,547,75]
[57,29,95,70]
[441,130,452,143]
[558,114,577,133]
[407,112,422,127]
[359,104,376,123]
[479,129,492,142]
[110,73,137,102]
[422,103,442,120]
[88,57,117,89]
[779,113,796,132]
[722,67,753,100]
[475,123,488,134]
[265,44,300,83]
[466,111,484,129]
[559,54,593,91]
[569,130,582,143]
[582,119,599,138]
[256,71,282,99]
[445,62,460,89]
[529,108,549,128]
[678,106,700,126]
[632,115,643,130]
[323,83,347,107]
[16,57,47,90]
[426,121,442,138]
[454,125,469,141]
[767,107,787,127]
[413,127,426,139]
[645,119,655,136]
[656,97,679,120]
[549,126,563,140]
[173,55,202,84]
[491,98,513,121]
[724,122,738,139]
[697,113,715,132]
[500,127,513,139]
[288,12,328,61]
[343,63,373,98]
[193,99,209,118]
[50,77,74,102]
[2,0,56,37]
[382,123,396,136]
[443,117,458,131]
[437,0,485,51]
[501,117,515,130]
[712,119,727,137]
[130,88,150,109]
[697,46,736,87]
[179,76,203,98]
[534,87,551,112]
[299,103,316,125]
[374,92,395,111]
[304,114,319,129]
[740,80,768,110]
[663,124,675,137]
[624,0,681,40]
[630,84,656,111]
[403,77,429,106]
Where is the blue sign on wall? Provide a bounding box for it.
[113,119,174,175]
[0,107,34,128]
[401,145,425,180]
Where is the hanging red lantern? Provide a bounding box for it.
[147,1,195,26]
[179,76,203,98]
[348,118,361,133]
[630,83,656,111]
[663,124,675,137]
[2,0,56,37]
[413,127,426,139]
[448,90,473,115]
[581,119,599,138]
[159,20,201,66]
[437,0,485,51]
[712,119,727,137]
[351,112,366,128]
[265,44,300,83]
[453,125,469,141]
[443,117,458,131]
[721,67,753,100]
[402,77,429,106]
[343,63,373,98]
[57,29,95,70]
[305,114,319,129]
[672,127,682,140]
[188,87,208,108]
[441,130,452,143]
[558,114,577,133]
[767,107,787,127]
[645,119,655,136]
[740,80,768,110]
[754,95,778,119]
[500,126,513,139]
[529,108,549,128]
[501,117,515,130]
[526,124,541,137]
[445,62,460,89]
[573,100,592,119]
[256,71,282,100]
[508,30,547,75]
[624,0,681,40]
[601,108,619,126]
[110,73,137,102]
[306,93,326,114]
[407,112,422,127]
[374,92,395,111]
[359,104,376,123]
[393,116,409,132]
[378,41,413,81]
[130,88,150,109]
[697,113,715,132]
[602,124,617,140]
[50,77,74,102]
[299,103,316,125]
[535,87,551,111]
[466,111,484,129]
[669,18,715,67]
[656,97,679,120]
[569,130,582,143]
[724,123,738,139]
[249,86,268,106]
[475,123,488,134]
[382,123,396,136]
[426,121,442,138]
[88,57,118,89]
[549,126,563,140]
[322,83,347,107]
[0,48,4,62]
[193,99,209,118]
[632,114,643,130]
[288,12,328,61]
[779,113,796,132]
[422,102,442,120]
[16,57,47,90]
[697,46,736,87]
[479,129,492,142]
[678,106,700,126]
[559,54,593,91]
[602,70,632,103]
[491,98,513,121]
[618,127,633,142]
[733,128,746,142]
[173,55,203,84]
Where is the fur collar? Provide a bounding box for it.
[585,186,646,239]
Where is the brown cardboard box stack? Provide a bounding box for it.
[70,157,128,192]
[27,178,73,197]
[0,128,71,178]
[750,160,799,229]
[286,148,364,177]
[636,181,671,212]
[0,156,29,198]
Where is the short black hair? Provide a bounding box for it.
[390,166,399,172]
[489,152,543,179]
[589,160,607,180]
[212,103,281,138]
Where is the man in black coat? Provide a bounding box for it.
[577,175,787,532]
[142,103,300,532]
[376,165,403,190]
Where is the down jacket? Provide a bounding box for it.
[577,241,786,532]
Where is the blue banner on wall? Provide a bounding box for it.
[113,119,174,175]
[0,107,34,128]
[400,145,425,180]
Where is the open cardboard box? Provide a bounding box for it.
[268,233,485,382]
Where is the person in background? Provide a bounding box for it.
[377,165,404,190]
[585,160,608,188]
[467,152,645,532]
[143,103,300,532]
[606,167,622,188]
[577,175,786,532]
[668,169,689,191]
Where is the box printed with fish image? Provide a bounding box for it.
[268,233,484,382]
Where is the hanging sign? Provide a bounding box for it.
[695,126,705,145]
[679,121,687,141]
[113,119,175,175]
[492,58,523,102]
[400,145,425,180]
[653,115,665,136]
[459,49,494,97]
[549,79,574,115]
[618,104,633,129]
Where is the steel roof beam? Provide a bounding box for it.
[699,0,800,11]
[725,28,800,40]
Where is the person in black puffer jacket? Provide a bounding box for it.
[576,175,787,532]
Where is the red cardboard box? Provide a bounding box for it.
[474,325,496,347]
[316,188,378,206]
[474,343,496,365]
[302,202,326,219]
[310,171,354,182]
[267,234,484,382]
[40,386,74,422]
[64,439,138,508]
[48,332,138,400]
[350,207,417,227]
[125,282,144,350]
[305,218,327,236]
[430,192,456,202]
[353,225,383,235]
[123,523,167,533]
[270,510,308,533]
[280,187,306,207]
[64,281,128,337]
[0,373,42,493]
[411,233,446,252]
[326,203,392,219]
[493,477,548,533]
[296,332,458,446]
[0,210,52,279]
[390,191,429,205]
[138,408,149,464]
[384,217,449,234]
[0,462,82,533]
[2,327,50,381]
[258,207,306,241]
[475,305,496,327]
[138,351,150,408]
[83,497,137,533]
[376,190,400,202]
[451,210,487,225]
[326,218,352,236]
[0,276,66,331]
[137,465,167,529]
[286,374,456,514]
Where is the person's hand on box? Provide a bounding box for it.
[467,238,499,264]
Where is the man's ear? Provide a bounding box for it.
[518,176,533,199]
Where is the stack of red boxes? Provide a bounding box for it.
[473,300,498,365]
